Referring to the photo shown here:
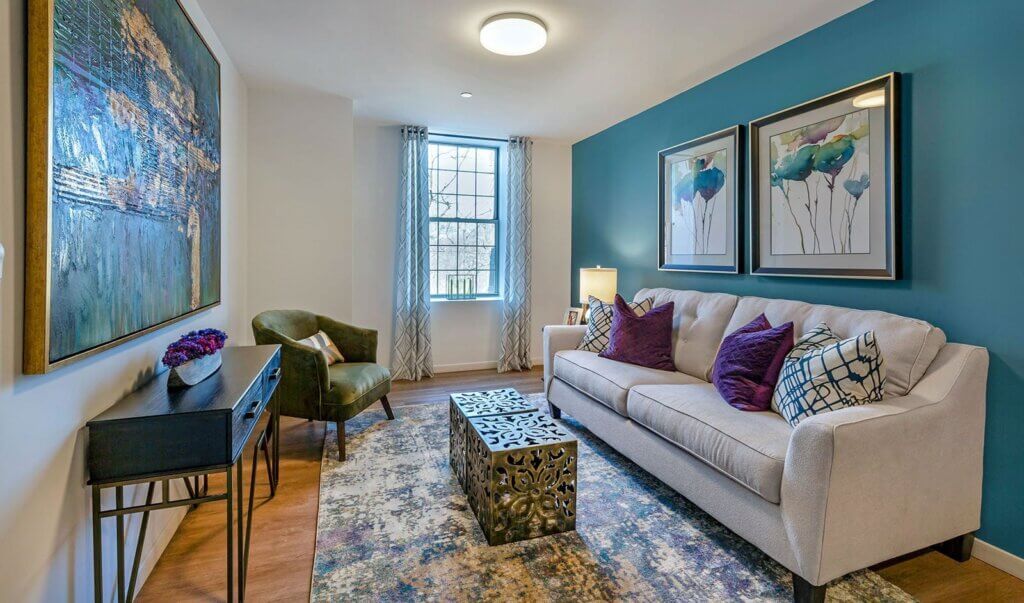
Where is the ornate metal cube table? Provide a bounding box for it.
[449,388,537,492]
[465,411,577,545]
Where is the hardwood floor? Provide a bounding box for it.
[138,368,1022,602]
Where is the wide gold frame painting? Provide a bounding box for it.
[26,0,222,373]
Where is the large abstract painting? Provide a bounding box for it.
[658,126,741,273]
[26,0,221,373]
[750,73,899,279]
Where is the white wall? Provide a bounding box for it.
[246,89,354,326]
[0,1,249,600]
[351,119,572,372]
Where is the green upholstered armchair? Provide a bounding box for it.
[252,310,394,461]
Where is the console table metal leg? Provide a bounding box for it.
[273,396,281,488]
[115,486,125,602]
[92,486,103,603]
[236,457,245,600]
[125,482,155,601]
[226,466,234,603]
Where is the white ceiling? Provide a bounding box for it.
[197,0,869,143]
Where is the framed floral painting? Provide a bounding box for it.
[658,125,742,273]
[750,73,899,279]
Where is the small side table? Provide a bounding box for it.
[465,411,577,545]
[448,388,536,492]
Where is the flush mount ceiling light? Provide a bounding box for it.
[480,13,547,56]
[460,91,473,98]
[852,89,886,108]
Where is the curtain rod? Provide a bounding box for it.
[432,133,507,143]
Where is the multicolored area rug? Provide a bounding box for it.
[311,394,914,602]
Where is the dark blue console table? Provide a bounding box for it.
[87,345,282,602]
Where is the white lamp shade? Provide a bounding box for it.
[579,267,617,304]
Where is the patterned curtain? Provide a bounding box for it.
[498,136,534,372]
[391,126,434,381]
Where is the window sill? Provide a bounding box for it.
[430,296,503,304]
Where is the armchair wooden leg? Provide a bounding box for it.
[792,573,826,603]
[381,395,395,420]
[337,421,346,462]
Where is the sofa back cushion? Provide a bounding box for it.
[727,297,946,396]
[633,288,740,380]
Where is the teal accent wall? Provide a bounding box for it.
[572,0,1023,557]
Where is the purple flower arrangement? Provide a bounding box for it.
[162,329,228,368]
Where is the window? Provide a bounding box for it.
[428,139,499,299]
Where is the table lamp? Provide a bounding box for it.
[579,266,617,323]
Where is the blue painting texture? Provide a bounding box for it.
[50,0,220,362]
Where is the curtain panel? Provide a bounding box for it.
[498,136,534,372]
[391,126,434,381]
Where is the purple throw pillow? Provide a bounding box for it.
[712,314,794,411]
[599,294,675,371]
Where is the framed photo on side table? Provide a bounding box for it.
[562,308,583,326]
[749,73,900,279]
[658,125,742,273]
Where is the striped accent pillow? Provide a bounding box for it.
[298,330,346,365]
[577,296,654,353]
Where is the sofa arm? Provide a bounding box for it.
[317,315,378,363]
[781,343,988,585]
[543,325,588,391]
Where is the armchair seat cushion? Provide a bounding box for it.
[325,362,392,420]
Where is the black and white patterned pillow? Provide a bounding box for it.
[772,323,886,426]
[577,295,654,353]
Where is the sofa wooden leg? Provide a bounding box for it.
[549,402,562,419]
[937,532,975,562]
[337,421,346,462]
[381,395,395,420]
[792,573,826,603]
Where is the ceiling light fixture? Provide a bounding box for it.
[480,13,547,56]
[852,89,886,108]
[460,91,473,98]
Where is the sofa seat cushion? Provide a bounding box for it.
[324,362,391,421]
[553,350,702,416]
[627,384,793,503]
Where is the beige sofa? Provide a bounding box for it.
[543,288,987,602]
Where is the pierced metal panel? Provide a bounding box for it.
[448,388,535,493]
[469,412,574,452]
[465,410,578,545]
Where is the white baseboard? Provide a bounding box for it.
[974,538,1024,580]
[433,358,543,374]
